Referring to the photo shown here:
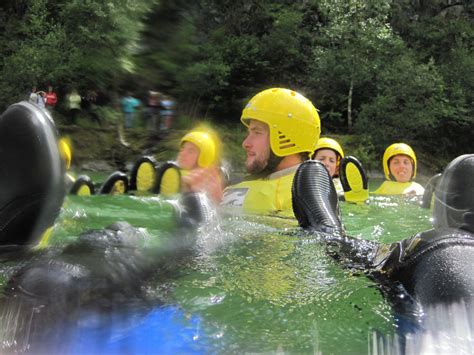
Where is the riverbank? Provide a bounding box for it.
[60,121,247,177]
[61,123,439,186]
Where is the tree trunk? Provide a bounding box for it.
[347,76,354,132]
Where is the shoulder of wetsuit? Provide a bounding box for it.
[377,227,474,275]
[403,228,474,259]
[372,241,403,274]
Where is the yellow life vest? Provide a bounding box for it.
[333,177,344,197]
[221,166,298,218]
[373,180,425,196]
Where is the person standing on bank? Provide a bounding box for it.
[45,85,58,112]
[121,92,141,129]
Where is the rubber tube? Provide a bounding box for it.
[0,102,65,246]
[98,172,129,194]
[153,161,181,194]
[70,175,96,195]
[291,160,344,234]
[129,155,158,191]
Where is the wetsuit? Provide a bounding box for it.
[373,228,474,305]
[292,156,474,310]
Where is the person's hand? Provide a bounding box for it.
[181,167,224,204]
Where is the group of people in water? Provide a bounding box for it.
[85,88,426,215]
[0,88,472,347]
[119,88,427,214]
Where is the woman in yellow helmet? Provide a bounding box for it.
[159,129,224,204]
[312,137,345,196]
[373,143,424,196]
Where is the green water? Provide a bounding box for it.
[37,184,432,354]
[171,201,431,353]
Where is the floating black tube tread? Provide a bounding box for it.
[0,102,65,246]
[99,172,129,195]
[153,161,181,195]
[129,155,159,192]
[70,175,96,196]
[292,160,343,234]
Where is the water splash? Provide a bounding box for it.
[370,300,474,354]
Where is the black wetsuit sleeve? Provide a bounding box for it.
[322,233,379,270]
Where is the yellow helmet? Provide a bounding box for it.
[58,137,72,170]
[181,131,217,168]
[383,143,417,180]
[241,88,321,157]
[313,137,344,159]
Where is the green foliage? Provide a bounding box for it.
[309,0,400,130]
[0,0,155,109]
[172,115,199,131]
[218,123,247,173]
[356,53,446,158]
[137,0,319,118]
[388,0,474,160]
[340,135,378,172]
[0,0,472,167]
[137,2,200,92]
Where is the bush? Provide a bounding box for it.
[355,55,446,155]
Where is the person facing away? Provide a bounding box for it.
[36,91,46,109]
[221,88,321,217]
[66,89,82,125]
[28,86,39,105]
[312,137,345,197]
[121,92,140,129]
[373,143,425,196]
[45,85,58,111]
[146,90,161,131]
[159,95,175,131]
[159,130,224,204]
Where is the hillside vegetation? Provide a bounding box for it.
[1,1,472,173]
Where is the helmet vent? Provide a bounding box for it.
[278,131,295,150]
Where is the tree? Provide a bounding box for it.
[308,0,397,132]
[355,55,446,155]
[0,0,154,110]
[388,0,474,160]
[136,0,319,120]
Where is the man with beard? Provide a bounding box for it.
[221,88,321,217]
